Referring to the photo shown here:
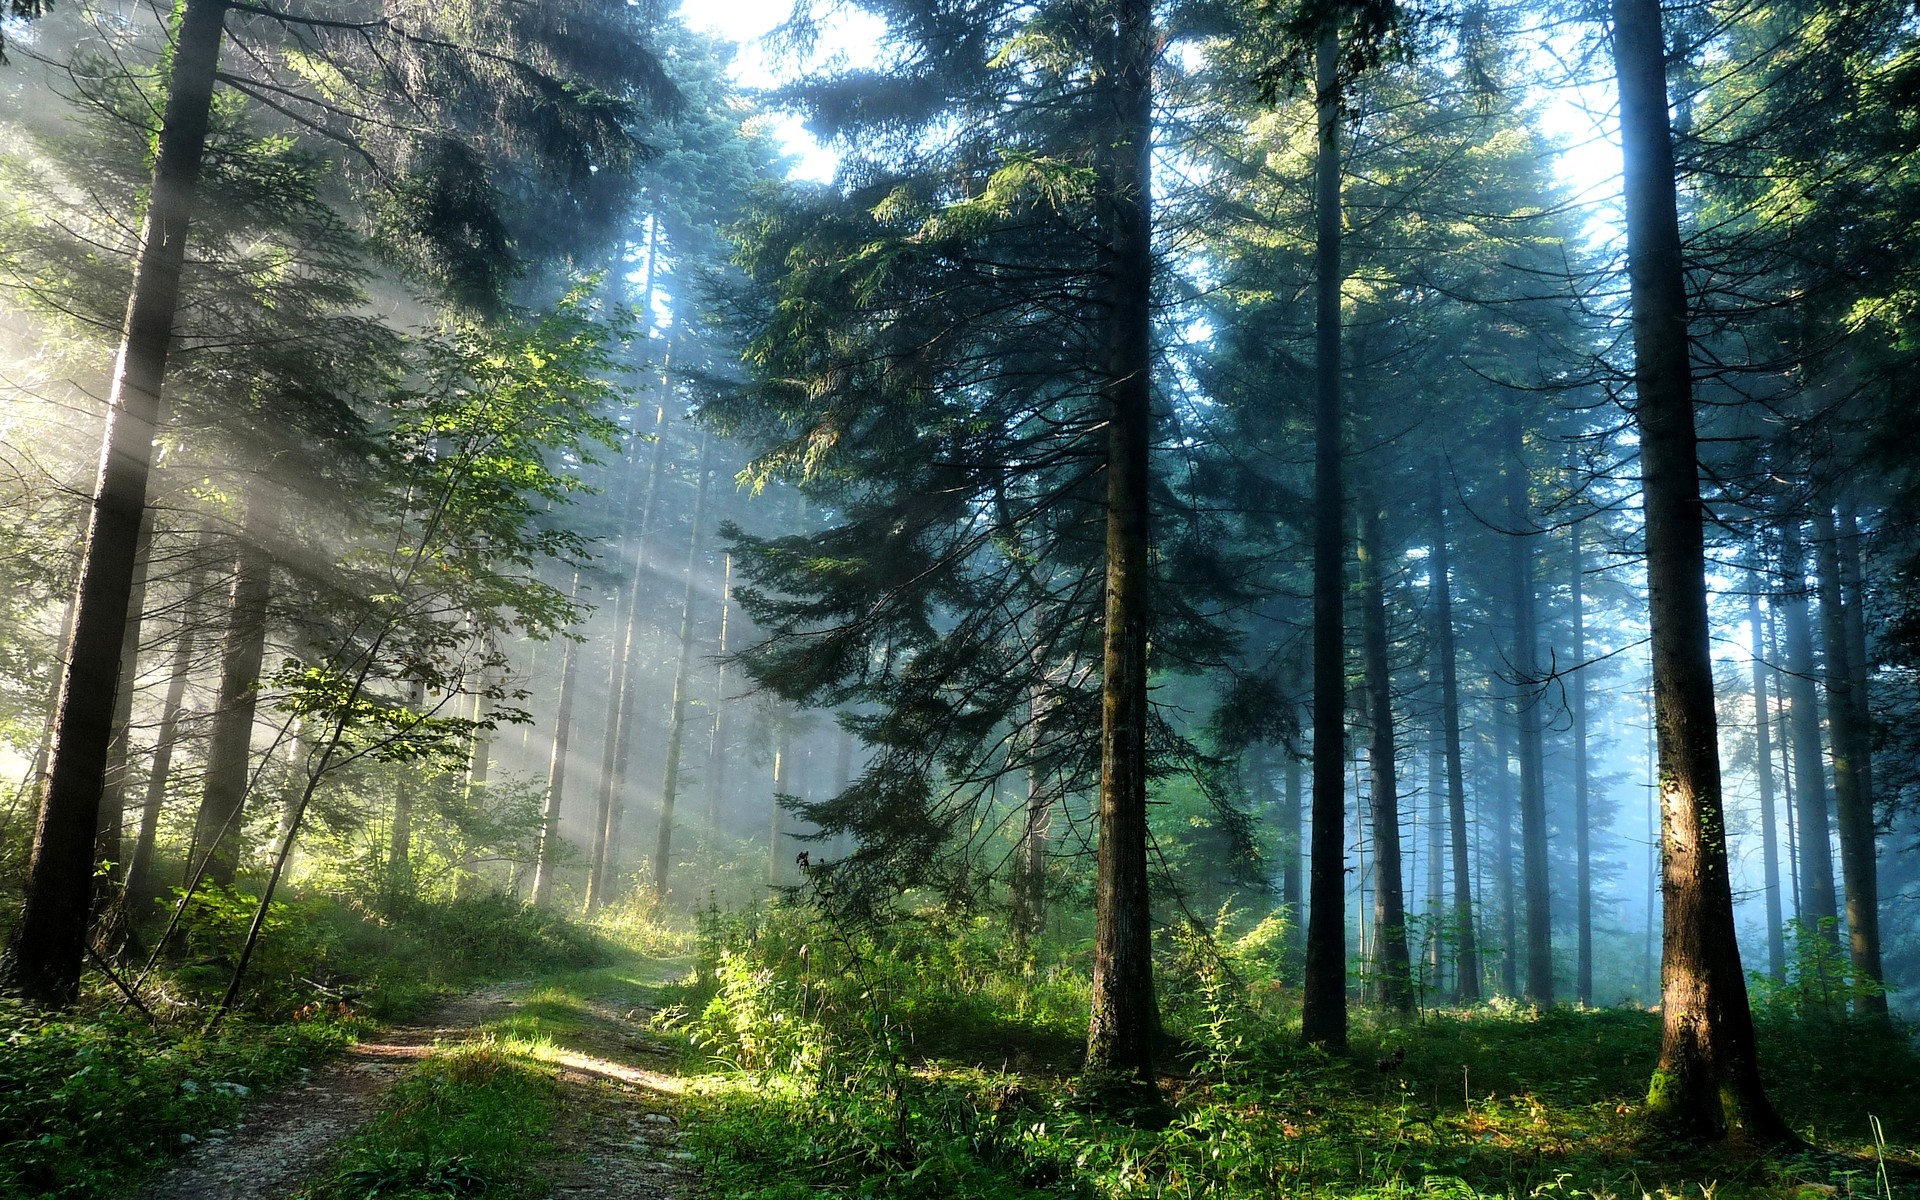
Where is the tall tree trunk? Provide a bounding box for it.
[1301,24,1349,1052]
[650,436,714,902]
[1505,416,1552,1006]
[1838,503,1873,810]
[1768,606,1801,926]
[768,719,792,887]
[1426,713,1444,993]
[1012,670,1052,948]
[530,573,583,908]
[467,672,493,796]
[1357,493,1413,1012]
[1812,504,1884,1014]
[1495,704,1518,997]
[1085,0,1158,1087]
[98,509,156,905]
[705,553,733,832]
[1747,586,1787,982]
[1778,522,1838,929]
[1,0,227,1005]
[386,679,427,903]
[124,555,210,914]
[1429,479,1479,1000]
[1613,0,1789,1138]
[1571,519,1593,1004]
[1281,750,1304,968]
[192,514,271,890]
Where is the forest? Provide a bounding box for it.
[2,0,1919,1196]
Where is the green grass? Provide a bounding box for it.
[296,1043,560,1200]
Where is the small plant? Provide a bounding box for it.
[337,1149,487,1198]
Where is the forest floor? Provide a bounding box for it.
[128,958,703,1200]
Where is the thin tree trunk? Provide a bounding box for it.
[1084,0,1158,1087]
[123,556,209,913]
[704,553,733,833]
[1571,518,1593,1005]
[1812,504,1884,1014]
[530,572,583,908]
[768,721,792,887]
[1748,586,1786,982]
[1505,416,1552,1006]
[1302,24,1349,1052]
[1839,503,1873,810]
[1426,714,1444,994]
[650,436,713,902]
[1778,522,1838,929]
[1429,479,1478,1001]
[1,0,227,1004]
[1614,0,1789,1138]
[1495,704,1518,997]
[1012,671,1052,948]
[192,513,271,890]
[387,679,427,903]
[1281,750,1304,968]
[1769,606,1801,926]
[467,673,493,796]
[1357,493,1413,1012]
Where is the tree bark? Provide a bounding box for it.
[650,436,713,902]
[1429,478,1478,1001]
[1084,0,1158,1088]
[1301,24,1349,1052]
[1812,504,1884,1014]
[1777,522,1838,928]
[530,572,583,908]
[1,0,227,1005]
[1357,492,1413,1012]
[192,513,271,890]
[1613,0,1789,1139]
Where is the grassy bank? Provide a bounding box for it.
[0,887,612,1198]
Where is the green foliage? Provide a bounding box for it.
[1749,919,1887,1019]
[301,1043,558,1200]
[0,1002,357,1198]
[673,912,1920,1200]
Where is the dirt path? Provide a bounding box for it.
[525,991,704,1200]
[131,986,520,1200]
[130,977,702,1200]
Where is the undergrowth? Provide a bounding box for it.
[667,901,1920,1200]
[0,887,606,1199]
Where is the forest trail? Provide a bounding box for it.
[131,963,701,1200]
